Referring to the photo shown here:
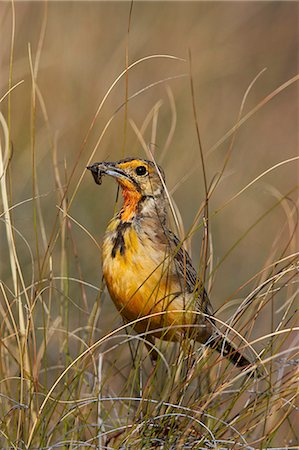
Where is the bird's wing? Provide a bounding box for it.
[167,230,213,316]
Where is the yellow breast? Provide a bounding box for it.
[102,219,196,339]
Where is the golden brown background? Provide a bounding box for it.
[0,2,298,446]
[1,3,297,296]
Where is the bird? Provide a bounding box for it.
[87,157,254,371]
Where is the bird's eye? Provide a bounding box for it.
[135,165,147,176]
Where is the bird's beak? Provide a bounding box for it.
[87,162,129,185]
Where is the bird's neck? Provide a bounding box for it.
[119,189,166,224]
[120,188,142,222]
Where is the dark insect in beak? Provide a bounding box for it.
[87,164,104,185]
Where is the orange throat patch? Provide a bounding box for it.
[120,187,142,222]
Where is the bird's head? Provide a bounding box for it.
[87,157,165,197]
[87,157,166,221]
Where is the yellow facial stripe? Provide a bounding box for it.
[118,179,132,190]
[117,159,144,169]
[117,159,154,174]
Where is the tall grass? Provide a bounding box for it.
[0,2,298,449]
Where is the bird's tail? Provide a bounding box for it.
[214,335,253,370]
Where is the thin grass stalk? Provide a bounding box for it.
[160,85,177,164]
[121,0,133,158]
[188,49,209,289]
[0,111,31,440]
[7,0,15,147]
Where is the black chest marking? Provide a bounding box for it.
[111,221,131,258]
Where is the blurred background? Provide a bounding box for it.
[1,1,297,303]
[0,2,298,445]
